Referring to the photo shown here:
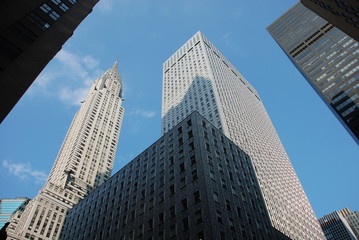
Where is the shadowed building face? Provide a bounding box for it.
[0,0,100,123]
[161,31,325,240]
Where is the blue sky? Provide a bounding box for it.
[0,0,358,219]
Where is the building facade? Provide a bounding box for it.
[61,112,290,240]
[162,32,325,239]
[6,62,124,240]
[0,198,30,230]
[338,208,359,239]
[0,0,100,123]
[319,209,358,240]
[267,2,359,144]
[300,0,359,42]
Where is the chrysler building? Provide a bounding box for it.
[6,62,124,240]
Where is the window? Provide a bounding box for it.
[169,185,175,195]
[180,177,186,188]
[213,192,219,203]
[229,218,235,231]
[179,163,185,173]
[190,155,197,165]
[40,4,51,13]
[216,210,223,224]
[195,210,203,223]
[181,198,188,210]
[189,142,195,151]
[170,224,176,238]
[169,169,174,180]
[220,231,226,240]
[159,191,164,203]
[182,217,189,231]
[188,130,193,138]
[169,206,176,218]
[209,170,215,180]
[187,119,192,127]
[148,219,153,231]
[193,191,201,203]
[192,169,198,181]
[226,199,231,211]
[159,212,164,223]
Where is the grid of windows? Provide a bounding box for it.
[6,63,124,240]
[61,112,288,240]
[162,31,325,239]
[268,2,358,143]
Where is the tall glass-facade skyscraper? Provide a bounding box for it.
[0,198,29,230]
[162,31,325,240]
[267,2,359,144]
[6,62,124,240]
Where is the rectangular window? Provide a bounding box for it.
[192,169,198,181]
[193,191,201,203]
[195,210,203,223]
[179,163,185,173]
[181,198,188,210]
[182,217,189,231]
[169,206,176,218]
[159,212,164,223]
[169,185,175,195]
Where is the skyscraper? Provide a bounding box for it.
[319,208,359,240]
[0,0,100,123]
[300,0,359,42]
[0,198,30,230]
[162,32,325,239]
[6,62,124,240]
[61,112,290,240]
[267,2,359,144]
[338,208,359,239]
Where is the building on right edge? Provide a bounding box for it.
[267,2,359,144]
[319,208,359,240]
[162,32,325,239]
[300,0,359,42]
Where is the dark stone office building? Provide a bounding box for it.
[60,112,290,240]
[301,0,359,42]
[0,0,100,123]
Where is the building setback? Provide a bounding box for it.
[162,31,325,239]
[61,112,290,240]
[268,2,359,144]
[0,0,100,123]
[319,208,358,240]
[6,62,124,240]
[300,0,359,42]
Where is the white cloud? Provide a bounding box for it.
[55,49,89,80]
[30,49,104,106]
[221,32,232,46]
[2,160,47,184]
[58,87,90,106]
[82,55,100,69]
[133,110,156,118]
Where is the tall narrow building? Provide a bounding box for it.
[0,0,100,123]
[267,2,359,144]
[162,32,325,239]
[6,62,124,240]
